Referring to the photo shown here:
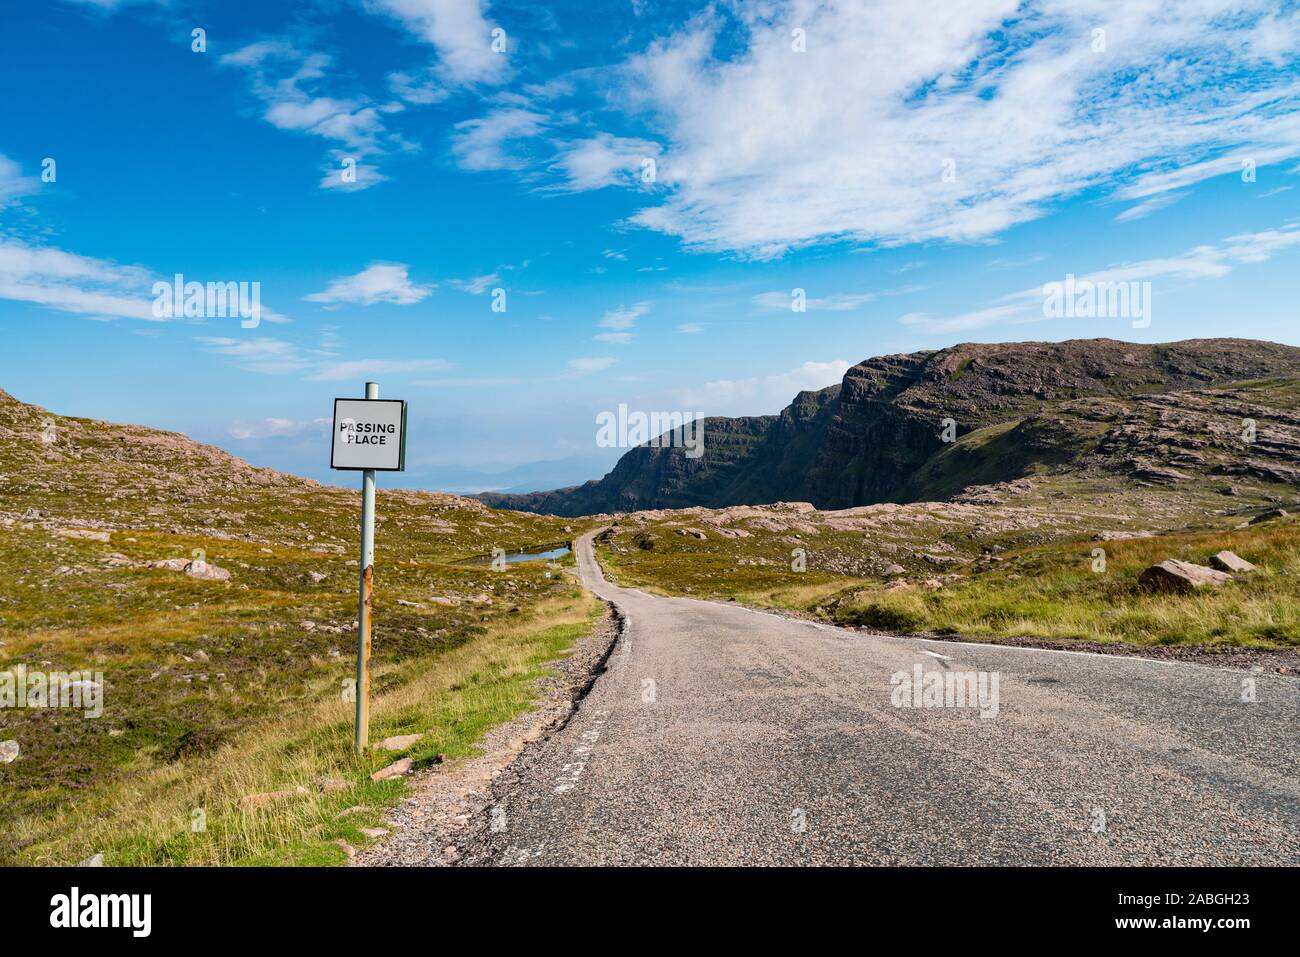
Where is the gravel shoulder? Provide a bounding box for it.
[353,594,622,867]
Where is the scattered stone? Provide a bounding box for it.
[1093,530,1154,541]
[318,778,349,793]
[0,740,19,763]
[334,840,356,860]
[308,571,328,583]
[370,758,413,782]
[360,827,388,839]
[882,563,907,577]
[396,599,424,608]
[185,560,231,581]
[1249,508,1288,525]
[1209,551,1256,573]
[921,553,969,566]
[1138,560,1233,594]
[675,527,708,540]
[55,529,110,542]
[78,853,105,867]
[377,734,423,752]
[149,558,191,571]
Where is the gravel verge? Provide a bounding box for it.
[353,602,621,867]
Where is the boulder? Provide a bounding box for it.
[1209,551,1256,573]
[185,560,231,581]
[370,758,413,781]
[149,558,191,571]
[1249,508,1288,525]
[1138,560,1233,594]
[377,734,423,752]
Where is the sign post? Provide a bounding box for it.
[331,382,407,755]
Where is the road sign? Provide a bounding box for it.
[331,397,407,472]
[330,385,406,754]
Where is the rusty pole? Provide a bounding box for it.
[353,381,378,755]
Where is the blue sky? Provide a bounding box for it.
[2,0,1300,492]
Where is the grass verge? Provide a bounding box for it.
[10,587,602,866]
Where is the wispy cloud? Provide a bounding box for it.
[365,0,509,87]
[900,221,1300,333]
[195,336,317,375]
[227,417,331,440]
[220,40,407,190]
[308,357,452,381]
[567,356,617,374]
[478,0,1300,259]
[450,108,547,171]
[674,360,851,417]
[304,263,433,306]
[0,154,39,207]
[598,302,650,330]
[752,290,875,312]
[0,238,156,321]
[1113,192,1188,223]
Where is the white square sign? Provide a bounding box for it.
[331,398,407,471]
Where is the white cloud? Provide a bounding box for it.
[1113,192,1188,223]
[304,263,433,306]
[676,323,704,334]
[227,417,331,440]
[365,0,507,86]
[451,272,500,294]
[598,302,650,330]
[220,42,407,189]
[588,1,1300,258]
[0,238,157,321]
[548,134,660,191]
[900,221,1300,332]
[567,357,617,374]
[450,108,547,171]
[594,332,634,345]
[196,337,316,375]
[752,290,875,312]
[675,360,852,417]
[0,155,38,206]
[309,358,453,381]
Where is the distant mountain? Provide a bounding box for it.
[475,338,1300,516]
[403,455,621,496]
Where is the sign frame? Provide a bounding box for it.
[330,397,408,472]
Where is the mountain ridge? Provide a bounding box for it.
[476,337,1300,516]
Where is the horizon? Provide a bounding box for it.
[4,331,1293,497]
[3,0,1300,493]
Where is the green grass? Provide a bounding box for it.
[10,590,602,866]
[597,501,1300,649]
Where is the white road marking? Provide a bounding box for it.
[552,711,608,794]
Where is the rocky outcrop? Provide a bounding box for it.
[1138,560,1234,594]
[480,338,1300,516]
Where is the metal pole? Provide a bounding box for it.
[354,381,378,755]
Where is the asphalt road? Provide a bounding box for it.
[463,531,1300,865]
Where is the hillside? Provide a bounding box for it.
[0,388,599,866]
[478,338,1300,516]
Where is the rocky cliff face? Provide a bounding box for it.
[478,338,1300,516]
